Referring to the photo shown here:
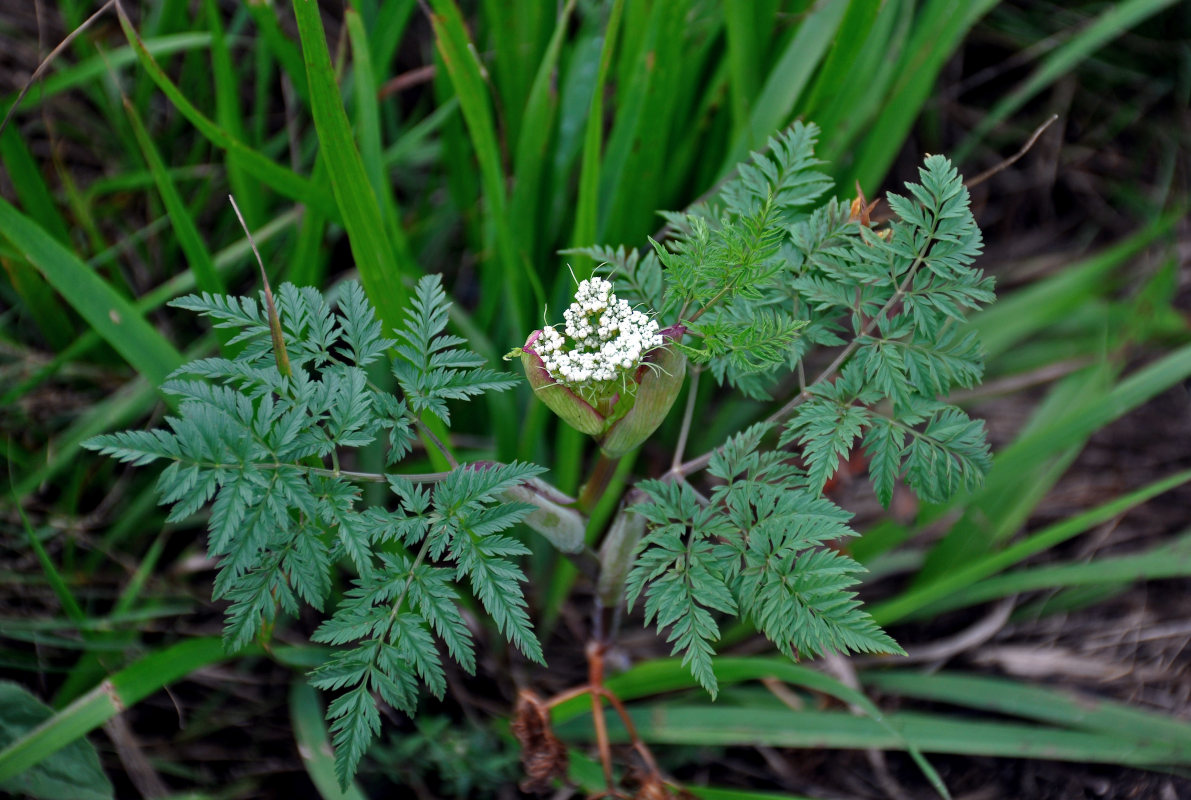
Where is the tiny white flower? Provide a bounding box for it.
[536,276,663,389]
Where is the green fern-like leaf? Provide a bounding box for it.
[392,275,518,424]
[309,461,546,785]
[630,411,905,690]
[85,279,540,791]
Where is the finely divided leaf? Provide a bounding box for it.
[392,274,517,423]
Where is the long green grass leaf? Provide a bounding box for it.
[597,0,690,243]
[509,0,577,263]
[955,0,1180,161]
[0,197,183,389]
[846,0,997,192]
[864,670,1191,752]
[292,0,412,330]
[970,208,1183,360]
[800,0,881,127]
[569,0,625,276]
[123,97,224,296]
[0,210,298,408]
[717,0,849,178]
[917,339,1191,584]
[557,705,1190,766]
[870,469,1191,624]
[1,33,214,117]
[552,656,949,797]
[427,0,541,333]
[0,638,253,781]
[115,7,339,221]
[721,0,765,131]
[928,529,1191,615]
[0,128,76,349]
[205,0,265,226]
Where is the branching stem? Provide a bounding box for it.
[577,452,619,513]
[683,283,731,324]
[670,229,935,481]
[587,641,616,793]
[253,461,447,484]
[670,366,701,471]
[553,641,667,796]
[415,418,459,469]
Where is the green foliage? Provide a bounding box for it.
[392,275,518,425]
[0,681,113,800]
[615,134,992,694]
[370,716,517,798]
[628,424,903,697]
[308,463,545,787]
[84,275,540,787]
[651,123,833,395]
[7,1,1185,795]
[81,126,995,790]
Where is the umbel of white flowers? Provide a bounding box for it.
[536,277,664,384]
[515,276,686,458]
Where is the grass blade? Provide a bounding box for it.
[0,638,252,782]
[122,96,224,296]
[569,0,625,275]
[290,681,370,800]
[800,0,881,128]
[552,656,949,798]
[916,337,1191,585]
[970,208,1183,360]
[509,0,577,264]
[955,0,1180,162]
[292,0,413,330]
[1,33,215,117]
[927,529,1191,615]
[0,681,113,800]
[557,705,1190,766]
[716,0,849,178]
[864,670,1191,751]
[846,0,997,192]
[115,7,339,221]
[596,0,691,244]
[204,0,265,226]
[721,0,765,131]
[1,210,298,409]
[0,128,76,350]
[427,0,542,334]
[870,469,1191,624]
[0,197,183,390]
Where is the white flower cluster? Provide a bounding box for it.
[537,277,663,384]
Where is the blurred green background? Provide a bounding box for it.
[1,1,1189,798]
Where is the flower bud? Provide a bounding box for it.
[520,330,607,436]
[515,278,687,457]
[596,326,686,458]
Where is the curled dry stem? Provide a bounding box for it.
[526,641,671,798]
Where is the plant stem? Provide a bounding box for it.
[587,640,616,793]
[416,418,459,468]
[599,687,662,777]
[266,462,446,483]
[670,366,700,471]
[577,452,619,513]
[670,243,933,480]
[683,283,731,325]
[230,194,291,378]
[179,460,448,484]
